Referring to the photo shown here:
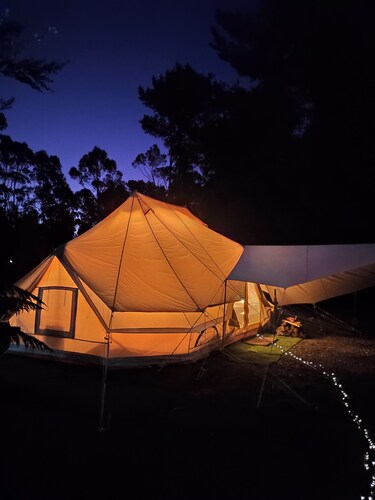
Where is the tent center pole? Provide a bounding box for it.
[98,330,111,431]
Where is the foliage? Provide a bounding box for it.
[0,9,75,283]
[0,97,14,130]
[0,137,77,282]
[0,9,67,130]
[132,144,169,187]
[137,62,282,238]
[69,146,118,196]
[0,134,35,221]
[70,147,128,234]
[0,284,51,354]
[0,284,43,320]
[209,1,375,242]
[32,150,76,244]
[138,63,227,204]
[126,179,167,200]
[135,3,375,244]
[0,14,66,92]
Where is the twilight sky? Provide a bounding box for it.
[3,0,254,188]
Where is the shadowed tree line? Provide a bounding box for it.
[2,1,375,287]
[134,1,375,247]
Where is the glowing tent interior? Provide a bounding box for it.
[8,192,271,367]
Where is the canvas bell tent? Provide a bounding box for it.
[228,244,375,306]
[8,192,271,367]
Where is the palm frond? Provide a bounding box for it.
[10,327,51,351]
[0,284,51,354]
[0,322,52,353]
[0,285,44,321]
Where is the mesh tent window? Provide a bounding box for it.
[35,287,78,338]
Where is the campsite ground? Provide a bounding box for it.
[1,295,375,500]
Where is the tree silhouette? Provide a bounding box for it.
[33,150,76,246]
[211,2,375,242]
[0,134,35,222]
[138,63,227,204]
[132,144,169,187]
[70,147,128,233]
[0,9,67,128]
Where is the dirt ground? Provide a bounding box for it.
[1,303,375,500]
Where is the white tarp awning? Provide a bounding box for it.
[228,244,375,305]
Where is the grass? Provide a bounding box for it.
[227,334,302,365]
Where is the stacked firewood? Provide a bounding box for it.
[276,316,306,338]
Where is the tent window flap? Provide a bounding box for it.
[35,287,78,338]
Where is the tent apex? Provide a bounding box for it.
[54,243,66,259]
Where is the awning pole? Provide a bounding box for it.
[221,279,227,348]
[244,282,249,328]
[256,289,278,410]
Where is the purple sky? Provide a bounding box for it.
[3,0,254,189]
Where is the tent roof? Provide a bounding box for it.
[58,192,243,313]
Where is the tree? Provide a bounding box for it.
[132,144,169,187]
[0,134,35,222]
[0,8,67,127]
[0,9,68,352]
[70,147,128,233]
[126,179,167,200]
[134,3,375,243]
[136,61,291,241]
[0,9,70,282]
[0,19,65,91]
[138,63,227,204]
[33,150,76,246]
[211,2,375,242]
[0,138,77,283]
[0,97,13,131]
[69,146,118,199]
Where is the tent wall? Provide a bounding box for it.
[9,257,269,366]
[10,256,108,358]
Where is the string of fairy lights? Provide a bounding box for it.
[256,332,375,500]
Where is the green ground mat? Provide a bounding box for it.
[226,335,302,366]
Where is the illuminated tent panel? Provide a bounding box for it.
[62,192,243,312]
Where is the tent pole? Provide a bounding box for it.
[243,282,249,329]
[98,330,111,432]
[256,288,278,410]
[352,291,358,332]
[221,279,227,348]
[256,363,269,410]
